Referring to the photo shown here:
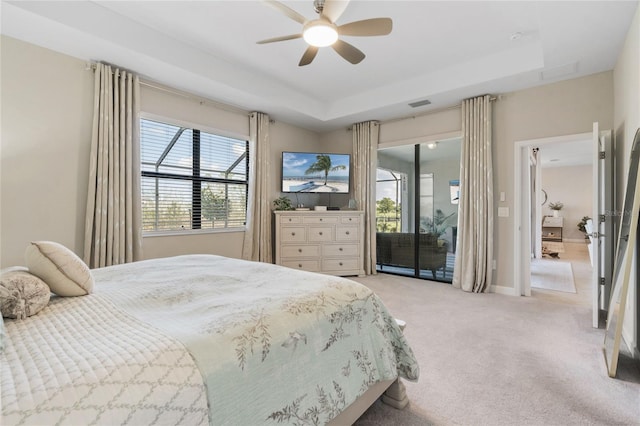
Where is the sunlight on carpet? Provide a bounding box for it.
[531,259,576,293]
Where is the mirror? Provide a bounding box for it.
[603,127,640,377]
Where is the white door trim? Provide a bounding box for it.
[513,132,592,297]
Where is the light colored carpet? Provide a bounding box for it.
[351,273,640,426]
[530,259,577,293]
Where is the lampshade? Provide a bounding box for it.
[303,21,338,47]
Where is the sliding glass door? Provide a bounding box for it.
[375,139,461,283]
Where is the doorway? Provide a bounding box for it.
[514,132,592,296]
[514,127,614,328]
[375,138,461,283]
[532,140,594,304]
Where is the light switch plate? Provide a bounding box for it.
[498,207,509,217]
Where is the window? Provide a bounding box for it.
[376,168,405,233]
[140,118,248,233]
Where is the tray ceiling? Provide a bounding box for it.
[2,1,637,131]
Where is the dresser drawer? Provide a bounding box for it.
[303,216,339,224]
[281,260,320,272]
[280,227,306,243]
[322,243,359,257]
[281,245,320,258]
[322,258,359,272]
[308,226,333,242]
[275,211,363,277]
[336,226,359,241]
[341,215,361,224]
[280,216,302,224]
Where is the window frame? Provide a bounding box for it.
[376,167,406,233]
[139,112,251,236]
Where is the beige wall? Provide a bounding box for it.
[541,165,593,241]
[377,72,613,290]
[1,36,94,267]
[138,85,251,260]
[270,120,322,208]
[613,5,639,356]
[0,35,324,266]
[493,72,613,289]
[380,108,461,144]
[138,85,325,260]
[0,32,631,318]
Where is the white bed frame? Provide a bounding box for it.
[329,318,410,424]
[328,378,409,425]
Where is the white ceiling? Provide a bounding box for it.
[2,1,637,132]
[539,138,593,168]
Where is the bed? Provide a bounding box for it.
[1,253,419,425]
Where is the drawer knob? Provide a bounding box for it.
[349,218,352,221]
[298,264,302,268]
[339,247,343,251]
[319,232,323,236]
[288,218,292,222]
[291,232,295,236]
[345,231,350,235]
[320,218,323,221]
[339,262,343,266]
[298,248,302,253]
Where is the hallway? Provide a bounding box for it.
[532,241,592,307]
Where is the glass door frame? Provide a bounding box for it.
[376,139,460,283]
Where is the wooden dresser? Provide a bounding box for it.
[274,210,365,277]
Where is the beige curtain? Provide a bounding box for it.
[84,63,142,268]
[352,121,379,275]
[242,112,272,263]
[453,95,494,292]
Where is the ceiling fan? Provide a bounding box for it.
[257,0,393,66]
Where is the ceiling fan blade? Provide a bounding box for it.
[257,34,302,44]
[332,39,365,64]
[338,18,393,37]
[321,0,350,23]
[262,0,307,25]
[299,46,319,66]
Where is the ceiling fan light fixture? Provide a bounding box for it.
[258,1,393,66]
[303,20,338,47]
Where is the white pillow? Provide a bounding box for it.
[25,241,94,296]
[0,270,50,319]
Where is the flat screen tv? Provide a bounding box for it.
[282,152,350,193]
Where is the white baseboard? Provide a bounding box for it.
[491,284,518,296]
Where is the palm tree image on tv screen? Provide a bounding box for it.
[281,152,350,193]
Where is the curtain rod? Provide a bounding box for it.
[378,95,498,127]
[88,62,497,128]
[87,61,249,117]
[139,79,250,116]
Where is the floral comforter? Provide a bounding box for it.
[93,254,420,425]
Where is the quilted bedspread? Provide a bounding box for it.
[1,292,209,425]
[2,254,419,425]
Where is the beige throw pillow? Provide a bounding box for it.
[25,241,94,296]
[0,270,51,319]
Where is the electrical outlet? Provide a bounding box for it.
[498,207,509,217]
